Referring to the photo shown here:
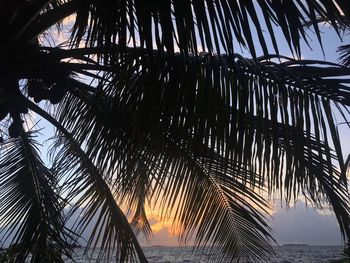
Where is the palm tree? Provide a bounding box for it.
[0,0,350,262]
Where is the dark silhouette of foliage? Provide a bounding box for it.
[0,0,350,262]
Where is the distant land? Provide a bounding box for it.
[282,244,309,247]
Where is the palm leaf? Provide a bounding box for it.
[69,0,350,57]
[52,137,146,262]
[44,48,350,260]
[4,0,350,58]
[339,44,350,68]
[0,131,72,262]
[26,102,147,262]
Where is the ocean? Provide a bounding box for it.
[65,246,346,262]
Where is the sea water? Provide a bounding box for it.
[66,246,345,262]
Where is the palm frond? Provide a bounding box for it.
[148,144,274,262]
[69,0,350,57]
[0,131,71,262]
[44,48,350,260]
[53,138,145,262]
[54,92,275,261]
[130,201,153,242]
[25,102,148,262]
[3,0,350,58]
[125,163,153,242]
[339,44,350,68]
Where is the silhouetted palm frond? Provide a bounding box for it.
[40,49,350,260]
[70,0,350,58]
[52,136,147,262]
[339,44,350,67]
[32,105,148,262]
[0,132,72,262]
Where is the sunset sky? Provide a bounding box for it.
[137,201,343,246]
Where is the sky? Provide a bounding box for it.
[271,201,342,246]
[136,201,344,247]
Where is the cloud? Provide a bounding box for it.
[140,228,180,247]
[139,206,190,246]
[270,202,344,246]
[141,200,344,247]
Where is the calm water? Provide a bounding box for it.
[64,246,345,262]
